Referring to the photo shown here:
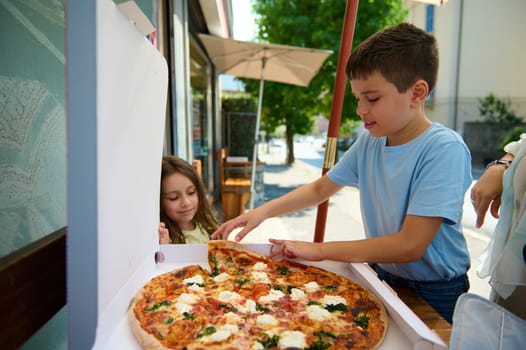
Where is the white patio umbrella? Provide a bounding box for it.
[198,34,332,209]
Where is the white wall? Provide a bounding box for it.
[407,0,526,133]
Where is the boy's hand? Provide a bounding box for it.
[158,222,170,244]
[211,210,264,241]
[269,239,323,261]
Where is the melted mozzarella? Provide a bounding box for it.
[175,302,192,314]
[188,284,203,292]
[213,272,230,283]
[256,314,279,326]
[251,271,270,284]
[278,331,307,348]
[183,274,204,285]
[201,324,239,343]
[306,304,331,320]
[218,290,242,303]
[290,288,305,300]
[258,289,285,303]
[304,281,320,293]
[253,262,268,270]
[175,293,198,314]
[243,299,257,313]
[178,293,198,304]
[321,295,347,305]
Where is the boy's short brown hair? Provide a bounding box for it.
[346,22,438,95]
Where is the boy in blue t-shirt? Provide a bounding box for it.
[212,23,472,323]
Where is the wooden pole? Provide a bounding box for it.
[313,0,359,242]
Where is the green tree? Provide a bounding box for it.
[242,0,407,164]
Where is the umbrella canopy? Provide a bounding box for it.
[198,34,332,209]
[198,34,332,87]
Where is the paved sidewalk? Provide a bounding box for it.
[240,149,493,298]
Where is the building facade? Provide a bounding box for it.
[406,0,526,134]
[148,0,232,192]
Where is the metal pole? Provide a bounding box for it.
[314,0,359,242]
[250,57,267,210]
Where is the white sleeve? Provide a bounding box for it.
[503,133,526,156]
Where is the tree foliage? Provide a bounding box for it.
[241,0,407,163]
[221,92,258,113]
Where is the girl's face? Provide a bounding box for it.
[161,173,199,231]
[351,71,427,146]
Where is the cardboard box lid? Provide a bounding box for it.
[67,0,167,348]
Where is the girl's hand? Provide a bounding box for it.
[269,239,323,261]
[211,210,265,241]
[158,222,170,244]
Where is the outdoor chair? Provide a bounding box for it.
[191,159,202,178]
[217,147,252,220]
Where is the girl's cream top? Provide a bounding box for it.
[182,223,210,244]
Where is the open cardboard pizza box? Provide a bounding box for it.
[67,1,447,349]
[95,244,448,350]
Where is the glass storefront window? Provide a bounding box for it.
[1,1,67,349]
[189,39,211,186]
[0,0,67,258]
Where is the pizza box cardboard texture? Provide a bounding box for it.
[67,1,447,349]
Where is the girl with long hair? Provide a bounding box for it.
[159,156,220,244]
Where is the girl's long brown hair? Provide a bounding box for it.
[159,156,220,244]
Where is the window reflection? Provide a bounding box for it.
[189,39,211,186]
[0,0,66,258]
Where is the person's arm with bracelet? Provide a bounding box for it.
[471,135,524,228]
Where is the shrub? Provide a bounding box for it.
[478,93,523,130]
[222,93,257,112]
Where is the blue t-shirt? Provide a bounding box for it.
[328,122,472,281]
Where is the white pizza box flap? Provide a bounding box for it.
[98,244,448,349]
[67,0,168,348]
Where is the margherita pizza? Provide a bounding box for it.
[129,240,387,349]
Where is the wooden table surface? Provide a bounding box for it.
[393,286,452,344]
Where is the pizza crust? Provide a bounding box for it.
[340,268,389,349]
[208,239,271,261]
[128,288,169,350]
[327,265,388,349]
[367,287,389,350]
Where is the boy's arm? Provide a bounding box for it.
[270,215,442,263]
[212,176,342,241]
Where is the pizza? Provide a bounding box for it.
[129,240,387,349]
